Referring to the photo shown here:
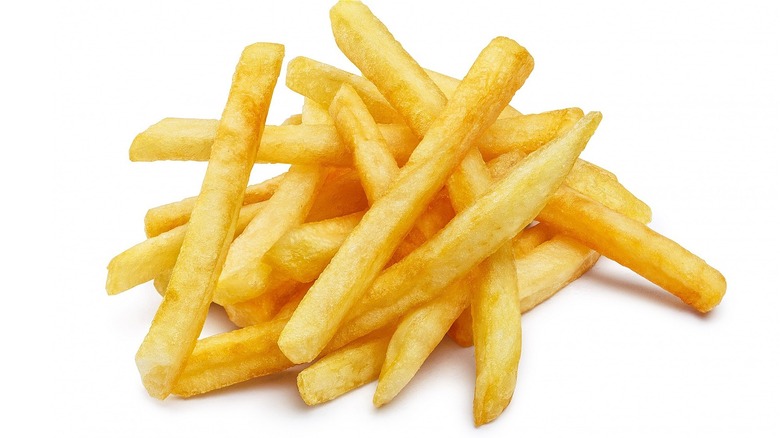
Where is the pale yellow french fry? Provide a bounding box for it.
[135,43,284,399]
[106,202,264,295]
[144,174,284,238]
[537,185,726,312]
[448,147,523,425]
[326,112,600,353]
[214,165,326,305]
[129,111,573,167]
[329,84,400,203]
[297,331,392,406]
[266,211,365,283]
[374,279,470,407]
[278,37,533,364]
[286,56,403,124]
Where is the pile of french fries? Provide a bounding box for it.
[107,0,726,426]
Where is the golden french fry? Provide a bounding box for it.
[287,56,403,124]
[106,202,264,295]
[214,165,326,305]
[448,148,523,425]
[538,186,726,312]
[327,112,601,355]
[130,110,577,168]
[266,211,365,283]
[330,84,400,202]
[297,331,392,406]
[374,280,470,407]
[144,174,284,238]
[135,43,284,399]
[278,37,533,364]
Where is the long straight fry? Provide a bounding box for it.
[135,43,284,399]
[278,37,532,364]
[538,186,726,312]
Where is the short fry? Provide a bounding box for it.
[297,331,392,406]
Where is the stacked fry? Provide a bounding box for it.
[107,0,726,426]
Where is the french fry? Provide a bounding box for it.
[374,279,471,407]
[297,331,392,406]
[130,111,579,169]
[538,185,726,312]
[106,202,264,295]
[278,37,533,364]
[287,56,403,124]
[266,211,365,283]
[327,112,601,353]
[153,269,171,296]
[449,148,523,425]
[135,43,284,399]
[329,84,400,203]
[144,174,284,238]
[214,164,326,305]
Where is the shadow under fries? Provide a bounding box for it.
[584,259,712,319]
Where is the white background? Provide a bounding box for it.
[2,0,778,436]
